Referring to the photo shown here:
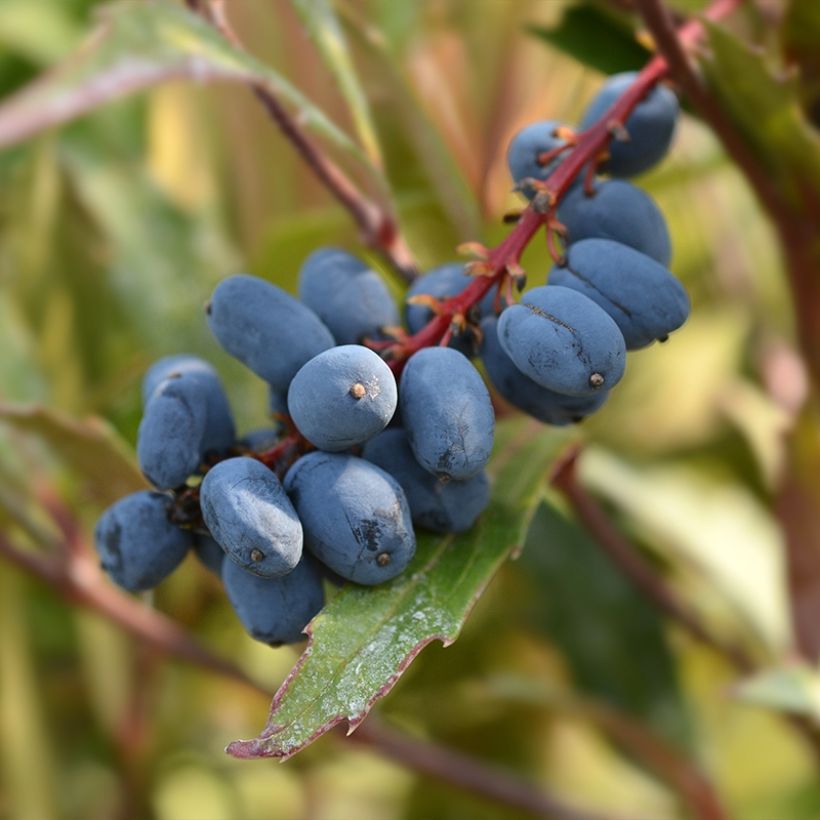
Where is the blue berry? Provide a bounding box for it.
[507,120,573,199]
[557,179,671,266]
[222,556,325,645]
[141,354,216,406]
[362,428,490,533]
[207,274,335,393]
[480,316,608,424]
[200,457,302,578]
[497,285,626,396]
[399,347,494,480]
[580,72,679,177]
[299,248,399,345]
[94,491,191,591]
[548,239,689,349]
[288,345,397,451]
[284,452,415,585]
[137,374,210,489]
[142,355,235,462]
[193,533,225,575]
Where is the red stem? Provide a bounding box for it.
[380,0,743,374]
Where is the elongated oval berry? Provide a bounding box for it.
[207,274,335,393]
[142,355,236,456]
[94,491,191,591]
[299,248,399,345]
[362,428,490,533]
[399,346,494,480]
[557,179,671,266]
[284,452,415,585]
[137,374,209,489]
[142,354,216,406]
[480,316,608,425]
[548,239,690,349]
[222,556,325,645]
[507,120,573,199]
[288,345,397,451]
[200,457,302,577]
[497,285,626,396]
[580,72,679,177]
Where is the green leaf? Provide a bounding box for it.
[528,3,651,78]
[0,0,362,163]
[518,499,690,746]
[0,402,146,507]
[291,0,383,169]
[228,420,573,759]
[580,449,793,654]
[782,0,820,126]
[699,20,820,206]
[735,662,820,723]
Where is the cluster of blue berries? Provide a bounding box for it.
[494,71,689,420]
[93,70,690,647]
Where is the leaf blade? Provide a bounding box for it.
[0,402,146,507]
[291,0,383,169]
[228,421,572,759]
[0,0,362,163]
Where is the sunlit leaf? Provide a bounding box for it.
[735,662,820,723]
[528,4,650,78]
[0,0,362,163]
[580,449,792,654]
[292,0,383,169]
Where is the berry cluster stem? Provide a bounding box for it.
[382,0,744,375]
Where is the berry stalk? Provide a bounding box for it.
[380,0,744,374]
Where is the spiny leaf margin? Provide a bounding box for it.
[228,420,572,759]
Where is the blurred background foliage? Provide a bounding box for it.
[1,0,819,818]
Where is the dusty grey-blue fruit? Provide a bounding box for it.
[399,346,494,480]
[580,72,678,177]
[362,428,490,532]
[284,452,415,585]
[207,274,335,393]
[288,345,397,451]
[548,239,689,349]
[480,316,609,424]
[299,248,399,344]
[496,285,626,396]
[222,556,325,645]
[557,179,671,266]
[200,457,302,578]
[94,491,191,591]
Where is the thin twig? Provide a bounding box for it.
[197,1,417,281]
[349,721,641,820]
[0,527,630,820]
[551,445,756,673]
[551,446,820,765]
[634,0,782,211]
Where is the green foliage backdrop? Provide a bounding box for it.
[1,1,820,818]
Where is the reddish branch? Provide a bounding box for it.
[551,445,820,766]
[188,0,417,282]
[551,446,755,674]
[0,527,636,820]
[376,0,744,374]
